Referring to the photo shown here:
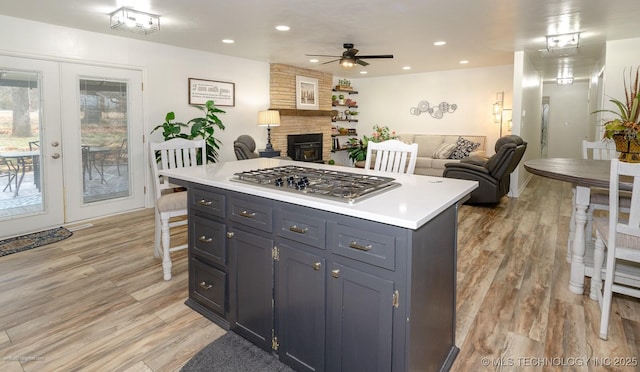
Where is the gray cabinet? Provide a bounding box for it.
[327,263,394,372]
[183,183,459,372]
[228,227,273,351]
[275,240,325,372]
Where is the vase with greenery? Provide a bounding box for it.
[152,100,226,163]
[346,124,398,163]
[594,67,640,162]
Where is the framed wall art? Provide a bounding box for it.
[295,75,319,110]
[188,78,235,106]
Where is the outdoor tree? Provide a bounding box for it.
[11,87,31,137]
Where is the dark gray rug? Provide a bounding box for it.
[0,227,72,257]
[181,331,295,372]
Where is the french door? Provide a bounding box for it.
[0,56,145,238]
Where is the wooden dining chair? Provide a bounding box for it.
[591,159,640,340]
[364,139,418,175]
[149,138,206,280]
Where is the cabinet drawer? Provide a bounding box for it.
[329,222,396,270]
[228,194,273,233]
[192,215,226,268]
[191,258,226,316]
[191,186,225,217]
[275,207,326,249]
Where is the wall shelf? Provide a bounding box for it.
[271,109,333,117]
[332,88,359,95]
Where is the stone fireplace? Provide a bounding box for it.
[268,64,333,162]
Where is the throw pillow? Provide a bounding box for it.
[432,143,457,159]
[449,137,481,159]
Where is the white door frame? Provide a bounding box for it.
[0,56,64,237]
[60,63,145,223]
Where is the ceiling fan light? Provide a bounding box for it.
[340,57,355,68]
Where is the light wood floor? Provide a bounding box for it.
[0,176,638,372]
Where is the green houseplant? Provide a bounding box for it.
[346,124,398,163]
[594,66,640,162]
[152,100,226,163]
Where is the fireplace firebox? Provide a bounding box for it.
[287,133,323,163]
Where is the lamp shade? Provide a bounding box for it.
[258,110,281,127]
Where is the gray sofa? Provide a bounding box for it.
[396,134,486,176]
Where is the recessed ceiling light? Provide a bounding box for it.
[403,66,411,70]
[222,39,235,44]
[360,71,368,75]
[459,60,469,64]
[434,41,446,46]
[275,25,290,31]
[309,59,319,63]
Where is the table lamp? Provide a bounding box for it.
[258,110,280,151]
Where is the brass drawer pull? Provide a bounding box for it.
[289,225,308,234]
[331,269,340,278]
[226,232,234,239]
[198,236,212,243]
[197,199,212,206]
[199,281,212,290]
[312,262,322,271]
[349,241,372,251]
[240,210,256,218]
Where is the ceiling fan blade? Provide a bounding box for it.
[305,54,341,57]
[356,54,394,59]
[356,59,369,66]
[321,59,340,65]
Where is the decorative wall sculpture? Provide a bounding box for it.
[410,100,457,119]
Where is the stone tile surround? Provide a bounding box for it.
[269,64,333,161]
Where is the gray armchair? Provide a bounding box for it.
[234,135,260,160]
[443,135,527,204]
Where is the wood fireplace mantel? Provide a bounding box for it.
[270,109,333,117]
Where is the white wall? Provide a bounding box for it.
[512,51,542,196]
[542,81,590,158]
[348,65,514,156]
[0,15,271,165]
[603,38,640,128]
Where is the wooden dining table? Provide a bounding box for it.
[524,158,636,297]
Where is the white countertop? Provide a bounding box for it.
[159,158,478,230]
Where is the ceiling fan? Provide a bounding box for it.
[306,43,393,68]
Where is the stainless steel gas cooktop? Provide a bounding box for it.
[230,165,400,204]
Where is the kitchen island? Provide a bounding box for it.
[159,158,477,372]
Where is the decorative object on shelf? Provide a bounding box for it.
[338,94,345,105]
[593,66,640,162]
[188,78,235,106]
[110,7,160,35]
[346,124,397,163]
[336,79,352,90]
[257,110,280,152]
[151,100,226,163]
[409,100,457,119]
[296,75,319,110]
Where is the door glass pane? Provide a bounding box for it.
[80,79,130,203]
[0,69,43,218]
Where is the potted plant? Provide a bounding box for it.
[346,124,398,166]
[595,66,640,162]
[151,100,226,163]
[338,94,345,105]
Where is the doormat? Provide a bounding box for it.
[0,227,73,257]
[181,331,294,372]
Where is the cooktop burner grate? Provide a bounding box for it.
[230,165,400,203]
